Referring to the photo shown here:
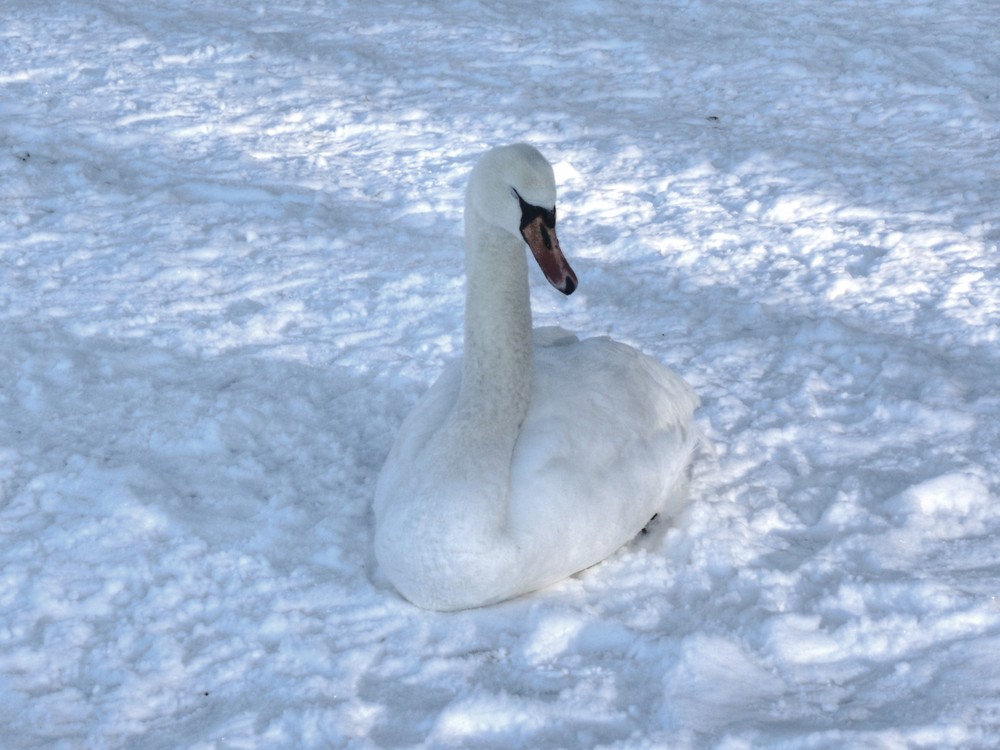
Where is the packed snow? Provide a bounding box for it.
[2,0,999,747]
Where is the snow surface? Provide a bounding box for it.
[2,0,999,747]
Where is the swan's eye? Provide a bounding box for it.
[513,189,556,231]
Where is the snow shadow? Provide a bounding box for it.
[0,323,394,568]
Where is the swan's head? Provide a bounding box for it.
[468,143,578,295]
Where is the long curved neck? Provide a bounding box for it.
[456,202,533,427]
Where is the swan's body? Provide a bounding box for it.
[374,144,699,611]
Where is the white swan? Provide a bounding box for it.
[374,143,699,611]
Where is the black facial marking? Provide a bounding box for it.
[513,189,556,231]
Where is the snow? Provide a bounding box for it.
[1,0,999,746]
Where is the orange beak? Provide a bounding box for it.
[521,215,577,295]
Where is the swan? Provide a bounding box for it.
[374,143,700,611]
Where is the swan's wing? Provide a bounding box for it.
[508,337,699,574]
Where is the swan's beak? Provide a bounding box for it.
[521,216,578,295]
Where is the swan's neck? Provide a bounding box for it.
[457,204,533,428]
